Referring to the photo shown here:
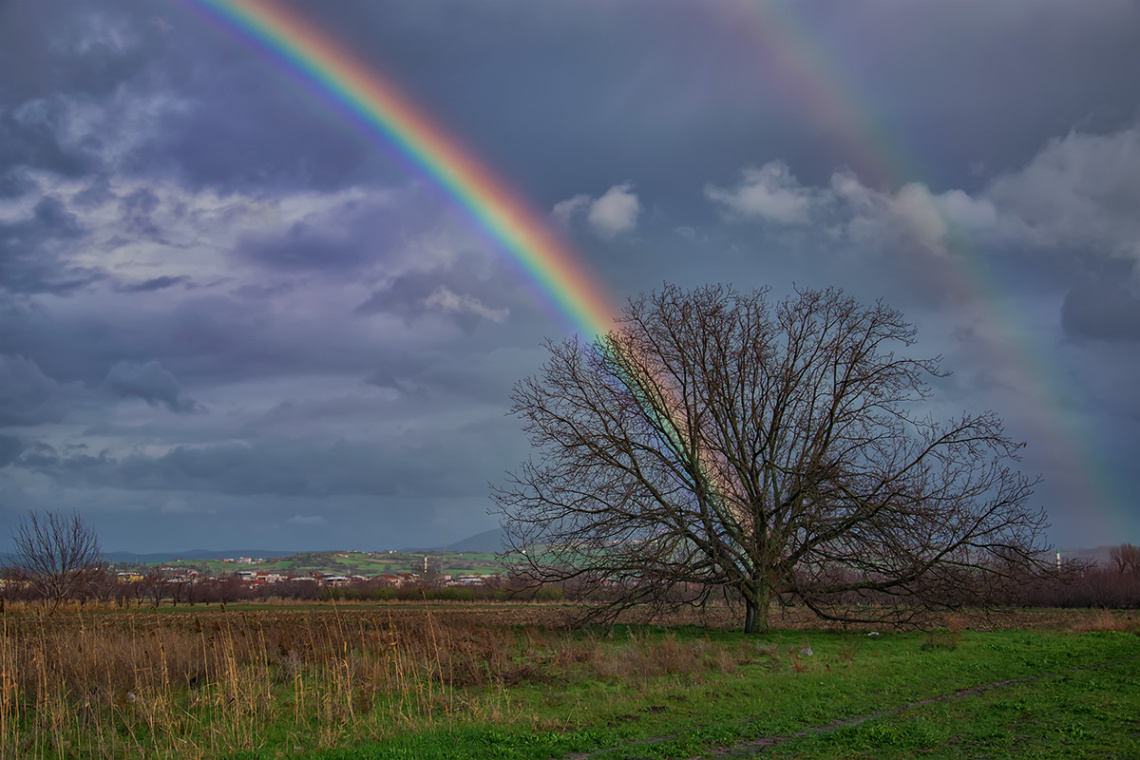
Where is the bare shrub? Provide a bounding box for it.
[1109,543,1140,575]
[5,510,103,614]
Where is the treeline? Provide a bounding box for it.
[788,561,1140,612]
[4,542,1139,613]
[0,570,565,609]
[1,570,260,609]
[4,564,1140,612]
[506,550,1140,614]
[319,580,564,603]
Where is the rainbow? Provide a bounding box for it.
[184,1,1126,538]
[187,0,619,339]
[187,0,732,512]
[725,0,1128,536]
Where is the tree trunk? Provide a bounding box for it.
[743,590,771,633]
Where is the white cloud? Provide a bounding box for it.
[983,125,1140,258]
[709,123,1140,266]
[587,183,641,238]
[934,188,1000,231]
[551,194,590,228]
[705,162,814,223]
[552,183,641,239]
[423,286,509,323]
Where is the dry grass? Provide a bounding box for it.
[0,604,752,758]
[1063,608,1140,634]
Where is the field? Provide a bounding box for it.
[2,602,1137,759]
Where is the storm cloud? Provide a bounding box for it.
[1062,280,1140,342]
[1,0,1137,551]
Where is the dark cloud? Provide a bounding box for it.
[118,275,191,293]
[1,0,1138,550]
[363,346,537,406]
[151,96,376,192]
[119,188,164,238]
[0,354,77,427]
[0,435,23,468]
[27,435,504,500]
[1061,280,1140,342]
[355,258,511,330]
[0,196,101,295]
[0,1,167,99]
[101,360,203,414]
[15,441,61,469]
[0,111,93,181]
[235,204,389,274]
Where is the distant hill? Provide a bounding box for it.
[400,528,509,554]
[103,549,300,565]
[443,528,508,553]
[73,536,1123,568]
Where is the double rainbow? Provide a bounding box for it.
[186,1,1126,536]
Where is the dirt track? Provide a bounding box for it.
[561,657,1136,760]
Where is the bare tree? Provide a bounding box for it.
[1109,543,1140,575]
[6,510,103,614]
[139,568,169,608]
[494,285,1050,632]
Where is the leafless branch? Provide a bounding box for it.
[493,285,1050,632]
[6,510,103,614]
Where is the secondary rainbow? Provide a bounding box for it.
[189,0,619,339]
[724,0,1128,535]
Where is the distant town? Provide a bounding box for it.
[0,548,519,608]
[117,549,497,587]
[110,549,505,592]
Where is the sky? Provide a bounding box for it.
[1,0,1138,553]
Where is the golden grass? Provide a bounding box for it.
[0,603,751,758]
[1063,608,1140,634]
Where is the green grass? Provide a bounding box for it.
[231,625,1138,760]
[775,633,1140,759]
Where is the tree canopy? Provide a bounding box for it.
[494,284,1049,632]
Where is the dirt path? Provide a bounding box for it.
[561,658,1134,760]
[703,675,1036,758]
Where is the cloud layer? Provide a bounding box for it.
[1,0,1138,551]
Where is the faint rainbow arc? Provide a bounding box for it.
[189,0,618,339]
[728,0,1126,534]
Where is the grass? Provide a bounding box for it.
[0,604,1136,759]
[771,633,1140,759]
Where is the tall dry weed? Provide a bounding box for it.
[0,606,564,758]
[0,604,791,758]
[1065,609,1140,634]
